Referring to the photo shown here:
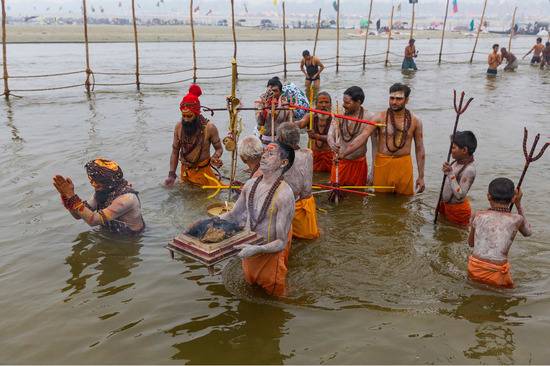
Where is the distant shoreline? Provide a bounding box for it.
[4,24,504,43]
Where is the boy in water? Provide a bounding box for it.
[467,178,532,288]
[438,131,477,226]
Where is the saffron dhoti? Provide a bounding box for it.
[330,156,368,186]
[438,199,472,226]
[180,158,219,187]
[313,150,333,173]
[373,153,413,195]
[242,231,292,297]
[467,255,514,288]
[292,196,320,240]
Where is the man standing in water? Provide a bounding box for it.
[500,47,519,71]
[53,158,145,234]
[165,84,224,187]
[300,50,325,101]
[295,91,333,172]
[328,86,375,187]
[220,142,296,297]
[341,83,425,195]
[487,44,502,76]
[522,37,544,65]
[402,39,418,71]
[255,77,291,145]
[541,42,550,70]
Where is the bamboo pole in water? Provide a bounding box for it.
[282,0,287,80]
[190,0,197,83]
[230,0,237,78]
[409,2,416,40]
[82,0,92,93]
[362,0,374,71]
[508,6,517,52]
[130,0,140,90]
[438,0,450,65]
[385,6,394,67]
[470,0,488,64]
[1,0,9,98]
[313,8,321,56]
[336,0,340,73]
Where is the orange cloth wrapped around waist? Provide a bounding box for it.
[313,149,333,173]
[180,158,219,187]
[467,255,513,288]
[242,230,292,297]
[292,196,320,240]
[438,199,471,226]
[330,156,368,186]
[373,153,413,195]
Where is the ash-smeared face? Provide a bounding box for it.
[260,143,285,173]
[389,91,407,112]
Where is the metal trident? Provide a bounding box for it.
[509,127,550,211]
[434,90,474,224]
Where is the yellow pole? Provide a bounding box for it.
[470,0,488,64]
[385,6,394,67]
[508,6,517,52]
[308,86,314,148]
[190,0,197,83]
[1,0,9,98]
[230,0,238,78]
[362,0,374,71]
[131,0,140,90]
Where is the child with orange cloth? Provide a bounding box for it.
[467,178,532,288]
[438,131,477,226]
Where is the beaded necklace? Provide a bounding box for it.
[180,115,207,166]
[313,115,331,148]
[385,108,412,153]
[247,174,284,231]
[489,206,510,213]
[339,107,363,143]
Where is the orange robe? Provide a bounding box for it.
[438,199,472,226]
[373,153,413,195]
[292,196,320,240]
[330,156,368,186]
[468,255,513,288]
[180,158,219,187]
[242,231,292,297]
[313,149,333,173]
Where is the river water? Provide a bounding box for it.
[1,36,550,364]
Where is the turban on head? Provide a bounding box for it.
[179,84,203,116]
[85,158,124,191]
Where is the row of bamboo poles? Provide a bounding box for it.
[0,0,529,98]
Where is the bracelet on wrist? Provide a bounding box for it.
[168,171,177,179]
[65,195,83,211]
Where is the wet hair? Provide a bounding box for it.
[389,83,411,98]
[276,141,295,173]
[409,38,415,44]
[453,130,477,155]
[267,76,283,92]
[537,37,542,43]
[492,43,499,49]
[343,86,365,104]
[488,177,515,204]
[318,91,332,102]
[238,135,264,162]
[277,122,301,149]
[302,50,311,57]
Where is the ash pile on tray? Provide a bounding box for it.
[186,217,242,243]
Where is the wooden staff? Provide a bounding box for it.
[230,0,238,78]
[385,5,394,67]
[289,102,385,126]
[409,1,416,40]
[130,0,140,90]
[313,8,321,56]
[362,0,374,71]
[508,6,517,52]
[434,90,474,224]
[470,0,488,64]
[509,128,549,211]
[190,0,197,83]
[1,0,9,98]
[330,101,342,204]
[227,58,240,202]
[438,0,450,65]
[336,0,340,73]
[82,0,92,93]
[271,99,276,141]
[282,0,287,80]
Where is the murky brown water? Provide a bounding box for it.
[1,36,550,364]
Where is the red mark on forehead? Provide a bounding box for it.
[266,143,277,151]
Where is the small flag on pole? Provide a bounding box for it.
[397,3,402,12]
[452,0,458,13]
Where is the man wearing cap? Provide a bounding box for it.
[165,84,224,187]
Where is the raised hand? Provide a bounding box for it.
[53,175,75,199]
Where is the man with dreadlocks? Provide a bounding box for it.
[295,91,334,172]
[220,142,296,297]
[341,83,425,195]
[277,122,319,240]
[165,84,224,187]
[53,159,145,234]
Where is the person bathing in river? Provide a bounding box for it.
[295,91,333,172]
[522,37,544,65]
[327,86,375,187]
[53,159,145,234]
[220,142,296,297]
[487,44,502,76]
[402,39,418,71]
[300,50,324,101]
[341,83,425,195]
[255,77,291,145]
[277,122,319,240]
[468,178,532,288]
[164,84,224,187]
[541,42,550,70]
[500,47,519,72]
[438,131,477,226]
